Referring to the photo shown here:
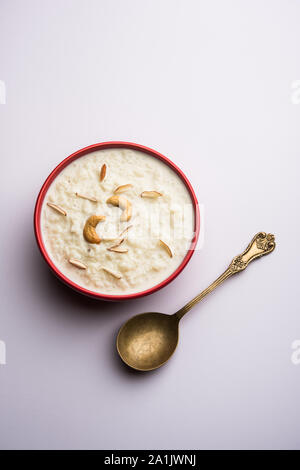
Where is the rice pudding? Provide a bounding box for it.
[41,148,195,295]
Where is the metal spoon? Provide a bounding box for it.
[116,232,276,371]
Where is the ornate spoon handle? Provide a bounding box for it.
[175,232,276,320]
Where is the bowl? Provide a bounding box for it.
[34,142,200,300]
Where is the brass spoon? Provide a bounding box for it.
[117,232,276,371]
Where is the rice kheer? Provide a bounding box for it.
[41,148,195,295]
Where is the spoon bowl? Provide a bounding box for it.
[117,312,179,371]
[116,233,276,372]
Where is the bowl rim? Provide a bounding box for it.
[34,141,200,300]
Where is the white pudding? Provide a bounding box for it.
[41,148,195,295]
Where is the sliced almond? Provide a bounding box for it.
[47,202,67,216]
[108,238,124,249]
[68,258,87,269]
[102,267,122,280]
[159,239,173,258]
[100,163,106,182]
[114,184,133,194]
[106,227,132,245]
[119,225,133,237]
[141,191,162,198]
[75,192,97,202]
[107,246,128,253]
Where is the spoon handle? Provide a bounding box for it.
[175,232,276,320]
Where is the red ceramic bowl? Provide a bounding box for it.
[34,142,200,300]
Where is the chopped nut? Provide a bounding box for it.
[106,195,132,222]
[107,246,128,253]
[47,202,67,216]
[75,192,97,202]
[108,238,124,249]
[102,267,122,279]
[83,215,105,244]
[100,163,106,182]
[114,184,133,194]
[159,239,173,258]
[68,258,87,269]
[141,191,162,198]
[119,225,133,237]
[107,239,127,253]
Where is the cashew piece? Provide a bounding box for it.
[106,195,132,222]
[83,215,105,244]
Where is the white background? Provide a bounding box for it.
[0,0,300,449]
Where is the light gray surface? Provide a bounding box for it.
[0,0,300,450]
